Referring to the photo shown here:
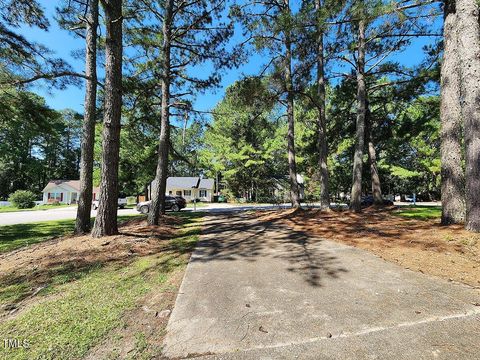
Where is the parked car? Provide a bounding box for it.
[360,195,394,208]
[136,196,186,214]
[92,194,127,210]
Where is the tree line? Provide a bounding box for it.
[0,0,479,234]
[0,87,82,199]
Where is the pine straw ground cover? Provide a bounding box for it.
[0,212,203,360]
[257,207,480,288]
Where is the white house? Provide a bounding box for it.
[149,177,215,202]
[273,174,305,201]
[42,180,100,205]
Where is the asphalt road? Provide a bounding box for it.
[0,202,440,226]
[0,203,290,226]
[0,207,139,226]
[163,212,480,359]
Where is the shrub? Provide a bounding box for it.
[8,190,37,209]
[220,189,235,202]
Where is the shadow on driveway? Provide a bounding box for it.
[192,212,348,287]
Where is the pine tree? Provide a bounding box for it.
[330,0,439,211]
[148,0,174,226]
[350,14,367,212]
[127,0,235,225]
[91,0,123,237]
[440,0,465,225]
[233,0,301,207]
[456,0,480,232]
[65,0,100,234]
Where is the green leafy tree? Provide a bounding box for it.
[0,87,82,198]
[126,0,236,224]
[233,0,302,206]
[200,78,285,201]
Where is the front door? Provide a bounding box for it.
[71,192,78,204]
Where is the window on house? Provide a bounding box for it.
[169,191,172,195]
[199,190,207,198]
[176,191,182,196]
[183,190,191,196]
[49,192,63,201]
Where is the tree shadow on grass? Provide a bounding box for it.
[0,214,201,312]
[0,216,144,254]
[0,220,75,253]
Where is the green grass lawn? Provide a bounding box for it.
[0,215,142,254]
[394,205,441,220]
[0,204,75,213]
[186,202,209,208]
[0,212,203,360]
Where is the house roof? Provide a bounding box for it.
[42,180,100,193]
[166,177,200,189]
[151,177,215,190]
[199,178,214,189]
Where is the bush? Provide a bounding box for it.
[8,190,37,209]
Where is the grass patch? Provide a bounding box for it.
[393,205,441,220]
[0,214,202,360]
[186,202,209,208]
[0,215,143,254]
[0,204,75,213]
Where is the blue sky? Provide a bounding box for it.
[19,1,442,115]
[19,1,262,115]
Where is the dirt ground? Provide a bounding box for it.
[0,216,181,280]
[257,207,480,288]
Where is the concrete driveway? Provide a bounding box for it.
[0,206,138,226]
[163,212,480,359]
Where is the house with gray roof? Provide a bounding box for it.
[149,177,215,202]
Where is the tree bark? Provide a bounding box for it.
[366,103,383,205]
[457,0,480,232]
[350,18,366,212]
[91,0,123,237]
[284,11,301,208]
[148,0,173,225]
[144,183,149,201]
[315,0,330,210]
[75,0,99,235]
[440,0,465,225]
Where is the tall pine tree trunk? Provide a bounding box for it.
[366,103,383,205]
[91,0,123,237]
[148,0,173,225]
[440,0,465,225]
[75,0,98,235]
[457,0,480,232]
[315,0,330,210]
[350,18,366,212]
[284,17,300,208]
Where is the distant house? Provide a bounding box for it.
[149,177,215,202]
[42,180,100,205]
[273,174,305,201]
